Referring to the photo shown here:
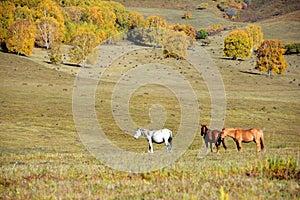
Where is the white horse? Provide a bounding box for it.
[134,128,173,153]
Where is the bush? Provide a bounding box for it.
[217,1,230,11]
[163,30,189,59]
[49,43,62,65]
[183,12,191,20]
[284,43,300,54]
[199,39,211,46]
[224,8,238,19]
[248,156,299,180]
[196,29,208,39]
[198,3,209,10]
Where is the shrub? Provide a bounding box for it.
[199,39,211,46]
[196,29,208,39]
[284,43,300,54]
[198,3,209,10]
[163,30,189,59]
[217,1,230,11]
[183,12,191,20]
[224,8,238,19]
[248,156,298,180]
[49,42,62,65]
[169,24,196,47]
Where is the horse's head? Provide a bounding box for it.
[134,128,142,139]
[220,128,228,139]
[200,124,208,136]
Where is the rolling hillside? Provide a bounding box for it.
[1,0,300,199]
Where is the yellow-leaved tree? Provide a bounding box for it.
[6,19,36,56]
[163,29,189,59]
[255,40,288,76]
[168,24,196,47]
[35,0,65,47]
[0,1,15,43]
[14,4,34,21]
[128,11,144,29]
[69,28,100,67]
[223,29,251,60]
[89,4,117,38]
[36,17,61,49]
[142,15,167,47]
[245,24,263,52]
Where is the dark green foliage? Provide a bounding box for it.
[196,29,208,39]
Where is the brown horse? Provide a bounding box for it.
[219,128,265,152]
[201,124,227,153]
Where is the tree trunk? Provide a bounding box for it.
[267,66,271,77]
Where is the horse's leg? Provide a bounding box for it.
[205,141,209,153]
[236,141,242,152]
[255,140,261,152]
[222,140,227,150]
[148,141,153,153]
[165,139,169,152]
[210,142,213,152]
[215,144,220,154]
[167,136,172,152]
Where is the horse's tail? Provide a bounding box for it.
[260,129,265,151]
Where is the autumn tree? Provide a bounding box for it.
[168,24,196,48]
[14,4,33,21]
[69,29,99,67]
[144,15,167,28]
[6,19,36,56]
[49,42,62,64]
[64,6,85,22]
[36,17,61,49]
[89,4,118,38]
[255,40,288,76]
[128,11,144,29]
[245,24,263,52]
[223,29,251,60]
[141,15,167,47]
[35,0,65,45]
[163,29,189,59]
[0,1,15,44]
[107,1,130,31]
[169,24,196,40]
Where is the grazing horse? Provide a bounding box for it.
[134,128,172,153]
[219,128,265,152]
[201,124,227,153]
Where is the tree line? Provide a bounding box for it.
[0,0,144,64]
[0,0,199,65]
[0,0,291,75]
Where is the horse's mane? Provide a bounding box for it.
[224,128,239,131]
[139,128,155,137]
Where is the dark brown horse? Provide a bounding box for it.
[219,128,265,152]
[200,124,227,153]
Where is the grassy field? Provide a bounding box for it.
[1,4,300,200]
